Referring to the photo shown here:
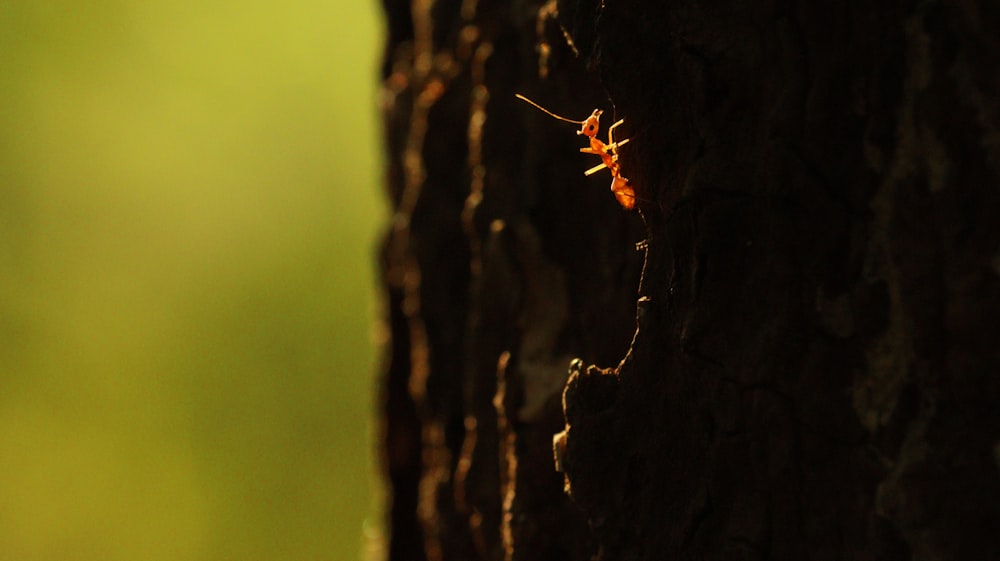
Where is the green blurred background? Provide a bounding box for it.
[0,2,384,560]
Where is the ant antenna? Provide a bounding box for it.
[515,94,585,125]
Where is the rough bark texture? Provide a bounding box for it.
[376,1,1000,560]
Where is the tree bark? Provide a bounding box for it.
[376,1,1000,560]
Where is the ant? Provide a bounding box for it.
[516,94,636,210]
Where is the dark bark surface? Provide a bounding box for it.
[376,1,1000,560]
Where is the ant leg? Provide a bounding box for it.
[605,118,630,153]
[608,119,625,145]
[611,138,630,150]
[585,162,608,176]
[580,147,600,155]
[604,138,630,154]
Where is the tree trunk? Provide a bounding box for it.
[376,1,1000,560]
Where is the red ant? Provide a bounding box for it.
[516,94,636,210]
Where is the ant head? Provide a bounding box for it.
[576,109,603,137]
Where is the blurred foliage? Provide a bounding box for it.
[0,1,383,560]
